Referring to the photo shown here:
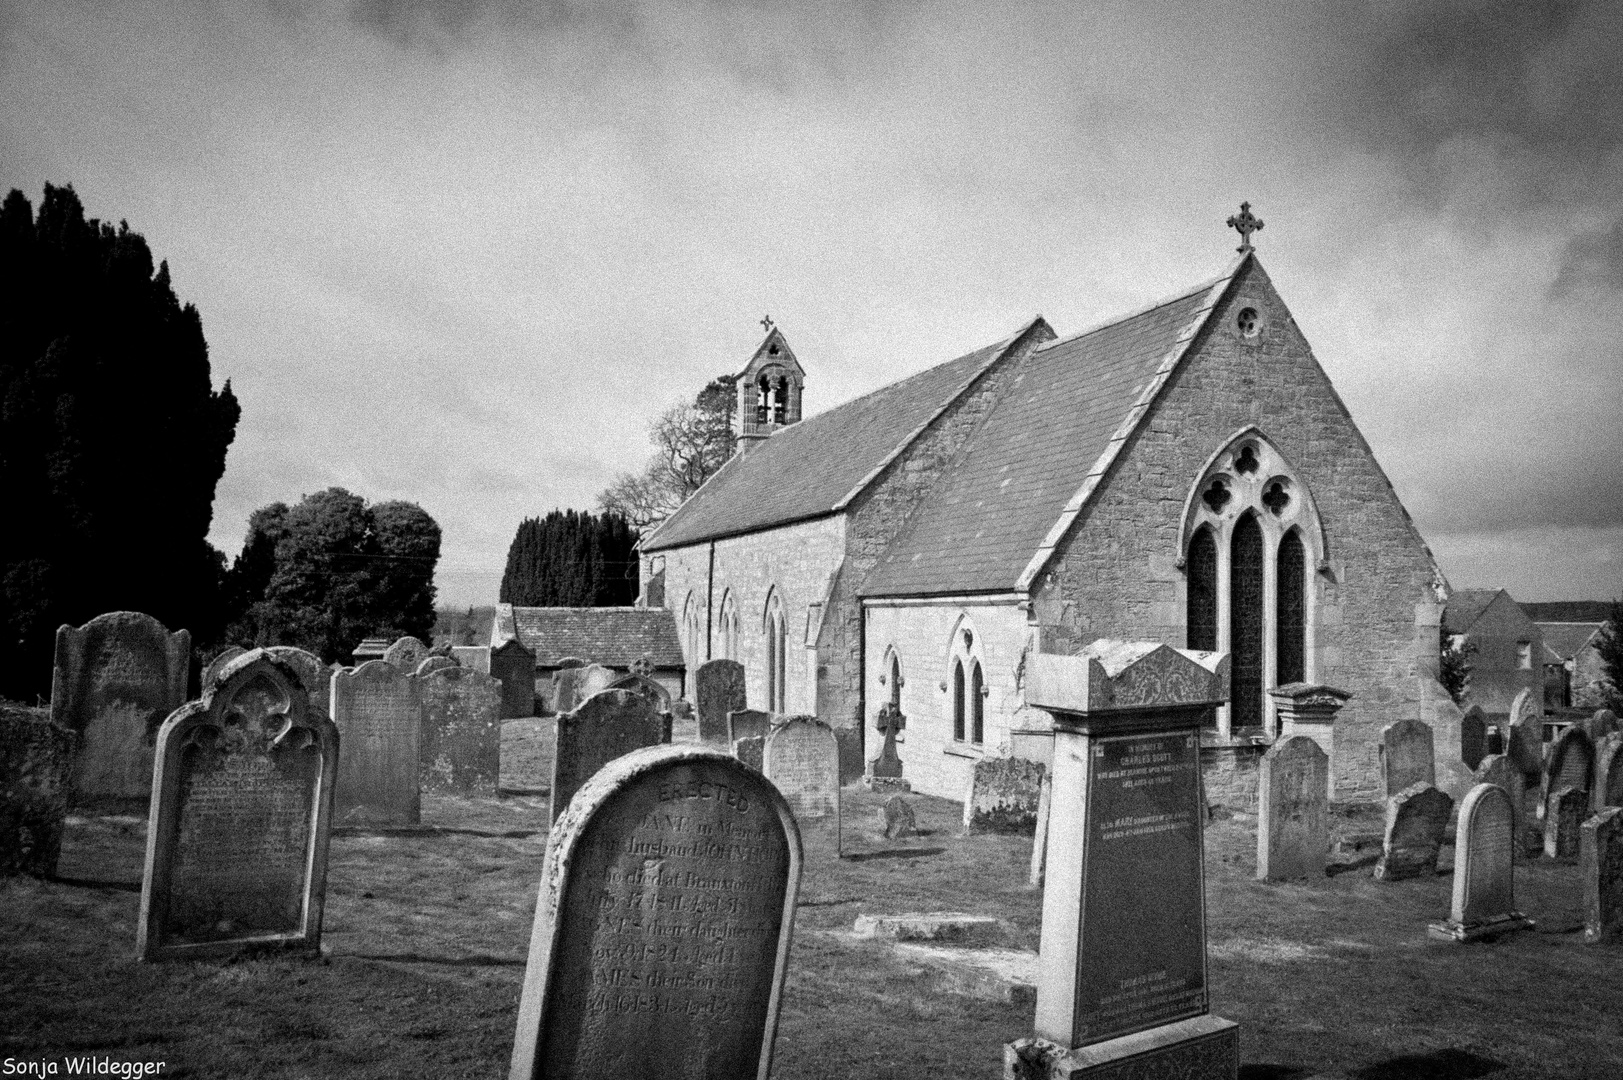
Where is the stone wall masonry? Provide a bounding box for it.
[1030,260,1441,803]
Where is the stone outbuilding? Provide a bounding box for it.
[1443,589,1543,718]
[489,603,684,713]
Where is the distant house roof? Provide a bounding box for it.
[1537,622,1605,662]
[1443,589,1503,634]
[1523,601,1614,623]
[641,320,1048,552]
[492,603,684,668]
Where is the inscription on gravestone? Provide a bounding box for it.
[1429,783,1533,941]
[1256,735,1328,882]
[330,661,420,825]
[1545,728,1594,812]
[1475,754,1537,858]
[762,719,839,851]
[419,667,504,795]
[510,745,800,1080]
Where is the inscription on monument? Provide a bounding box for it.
[330,661,420,825]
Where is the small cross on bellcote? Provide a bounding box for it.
[1227,201,1263,253]
[760,314,774,333]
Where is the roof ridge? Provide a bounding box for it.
[1036,271,1229,353]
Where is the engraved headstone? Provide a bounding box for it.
[330,660,421,825]
[1429,783,1533,941]
[0,706,77,877]
[262,646,330,718]
[733,735,766,774]
[1256,735,1328,882]
[695,659,747,745]
[729,708,774,744]
[1544,726,1594,819]
[202,646,246,690]
[550,689,666,823]
[763,717,840,826]
[419,667,504,795]
[382,635,428,674]
[1595,733,1623,813]
[1460,705,1488,772]
[1545,786,1587,859]
[51,611,190,802]
[1379,718,1435,798]
[137,651,338,960]
[1506,687,1544,778]
[415,655,458,677]
[1374,783,1453,882]
[1476,753,1538,857]
[1583,806,1623,944]
[510,744,801,1080]
[963,757,1046,836]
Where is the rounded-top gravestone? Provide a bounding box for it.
[1379,718,1436,798]
[415,655,459,678]
[383,636,429,673]
[1506,688,1544,778]
[262,646,330,717]
[510,744,802,1080]
[201,646,247,691]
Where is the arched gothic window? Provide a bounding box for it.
[764,590,787,712]
[946,616,986,746]
[969,662,984,744]
[1186,526,1218,652]
[1276,530,1306,685]
[718,590,739,661]
[951,660,966,742]
[1230,513,1265,729]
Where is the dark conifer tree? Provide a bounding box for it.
[500,510,638,607]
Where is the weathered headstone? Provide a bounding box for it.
[881,795,918,840]
[382,635,429,674]
[330,660,421,825]
[1545,786,1587,859]
[550,689,666,822]
[1374,783,1453,882]
[695,659,747,745]
[1582,708,1620,745]
[51,611,190,802]
[1583,806,1623,944]
[418,667,503,795]
[1544,726,1594,821]
[763,717,840,829]
[609,672,672,715]
[1429,783,1534,941]
[201,646,246,690]
[1379,718,1435,798]
[0,705,77,877]
[729,708,774,744]
[734,735,766,773]
[1506,687,1544,778]
[1256,735,1329,883]
[579,663,616,700]
[1460,706,1488,772]
[963,757,1046,836]
[510,744,801,1080]
[262,646,330,718]
[551,667,585,716]
[1595,733,1623,814]
[136,650,338,960]
[1476,753,1538,857]
[1009,643,1236,1079]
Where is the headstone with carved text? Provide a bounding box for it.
[763,717,840,838]
[1545,727,1594,814]
[419,667,503,795]
[1379,718,1435,798]
[330,660,421,825]
[1475,754,1538,857]
[550,689,666,823]
[1256,735,1328,882]
[1429,783,1533,941]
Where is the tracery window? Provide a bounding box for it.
[764,590,787,712]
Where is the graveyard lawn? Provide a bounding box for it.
[4,791,1623,1079]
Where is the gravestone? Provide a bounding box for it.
[0,706,77,877]
[1379,718,1435,798]
[881,795,918,840]
[201,646,246,690]
[1581,708,1620,745]
[510,744,801,1080]
[1009,642,1237,1079]
[869,702,906,781]
[415,655,458,678]
[1256,735,1328,882]
[137,650,338,960]
[419,667,504,795]
[262,646,330,718]
[579,663,616,700]
[1506,687,1544,778]
[551,667,585,716]
[1476,753,1538,858]
[1595,733,1623,813]
[1029,772,1052,888]
[734,735,766,774]
[963,757,1046,835]
[1583,806,1623,944]
[1544,727,1594,819]
[1428,783,1534,941]
[762,717,840,836]
[550,689,666,822]
[1545,786,1586,859]
[1460,706,1488,772]
[383,635,429,673]
[51,611,190,802]
[695,659,747,745]
[1374,783,1453,882]
[330,660,421,825]
[729,708,774,744]
[608,672,672,715]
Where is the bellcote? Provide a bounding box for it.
[735,322,805,454]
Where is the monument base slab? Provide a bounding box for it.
[1005,1015,1238,1080]
[864,775,912,793]
[1427,912,1536,943]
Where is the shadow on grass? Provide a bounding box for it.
[1352,1049,1502,1080]
[332,826,539,839]
[1239,1066,1309,1080]
[49,875,141,893]
[349,952,525,967]
[839,847,947,862]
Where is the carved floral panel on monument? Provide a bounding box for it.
[137,651,338,960]
[510,745,801,1080]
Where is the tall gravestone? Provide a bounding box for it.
[137,651,338,960]
[0,706,77,877]
[868,703,907,785]
[419,667,504,795]
[202,646,246,690]
[489,640,535,719]
[263,646,330,718]
[1256,735,1329,882]
[1583,806,1623,944]
[1476,753,1538,858]
[695,659,747,746]
[52,611,190,802]
[1544,727,1594,812]
[1374,783,1453,882]
[1379,718,1435,798]
[1506,688,1544,779]
[1594,733,1623,813]
[330,660,421,825]
[729,708,774,744]
[550,689,666,823]
[1428,783,1534,941]
[383,635,428,674]
[763,717,840,848]
[1545,787,1587,859]
[510,744,802,1080]
[1460,706,1489,772]
[1008,642,1237,1080]
[963,757,1046,835]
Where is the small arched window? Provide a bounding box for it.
[1230,513,1265,729]
[1276,530,1306,685]
[951,660,966,742]
[718,591,739,661]
[969,662,984,744]
[765,592,787,712]
[1186,526,1217,652]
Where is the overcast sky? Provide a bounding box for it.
[3,0,1620,609]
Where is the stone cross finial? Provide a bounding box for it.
[1227,201,1263,252]
[760,314,774,332]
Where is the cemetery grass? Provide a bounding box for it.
[4,792,1623,1078]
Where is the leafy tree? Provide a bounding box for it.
[598,375,735,530]
[1597,596,1623,713]
[0,184,239,698]
[1439,632,1477,706]
[500,510,638,607]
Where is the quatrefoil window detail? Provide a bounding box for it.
[1201,478,1232,513]
[1263,482,1291,515]
[1237,308,1260,337]
[1235,446,1260,475]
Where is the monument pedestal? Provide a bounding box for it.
[1427,912,1535,943]
[1006,1016,1239,1079]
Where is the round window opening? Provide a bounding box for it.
[1237,307,1260,337]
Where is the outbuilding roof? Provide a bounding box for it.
[1443,589,1504,633]
[491,604,684,668]
[1537,622,1605,662]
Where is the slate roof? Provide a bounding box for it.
[492,603,684,668]
[641,325,1041,551]
[1537,622,1604,662]
[1443,589,1502,633]
[862,278,1225,596]
[1523,601,1614,623]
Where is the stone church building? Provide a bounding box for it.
[639,229,1449,803]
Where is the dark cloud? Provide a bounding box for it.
[347,0,637,46]
[1552,220,1623,295]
